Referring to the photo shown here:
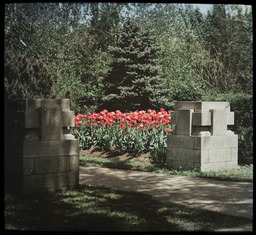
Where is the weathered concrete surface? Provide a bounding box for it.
[5,99,79,195]
[79,166,253,224]
[167,101,238,171]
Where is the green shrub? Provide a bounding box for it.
[4,48,53,101]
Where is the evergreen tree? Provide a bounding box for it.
[102,19,169,112]
[4,48,53,100]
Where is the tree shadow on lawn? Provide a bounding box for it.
[5,185,252,232]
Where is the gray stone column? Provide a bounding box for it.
[166,101,238,172]
[5,99,79,194]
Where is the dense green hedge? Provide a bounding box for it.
[202,93,253,165]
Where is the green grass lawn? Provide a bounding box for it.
[5,185,252,232]
[80,155,253,182]
[5,153,253,231]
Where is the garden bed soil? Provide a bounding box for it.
[80,147,153,164]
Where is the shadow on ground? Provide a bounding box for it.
[5,183,252,232]
[80,167,253,220]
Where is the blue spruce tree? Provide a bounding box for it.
[102,19,169,112]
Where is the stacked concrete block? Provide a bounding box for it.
[166,101,238,172]
[5,99,79,194]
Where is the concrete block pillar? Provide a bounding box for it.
[5,99,79,194]
[174,109,194,136]
[166,101,238,172]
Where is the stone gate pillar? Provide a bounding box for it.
[5,99,79,194]
[166,101,238,172]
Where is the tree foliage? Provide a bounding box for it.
[102,19,169,112]
[4,48,53,100]
[4,3,253,164]
[4,3,252,111]
[201,5,253,94]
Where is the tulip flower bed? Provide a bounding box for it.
[72,109,172,163]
